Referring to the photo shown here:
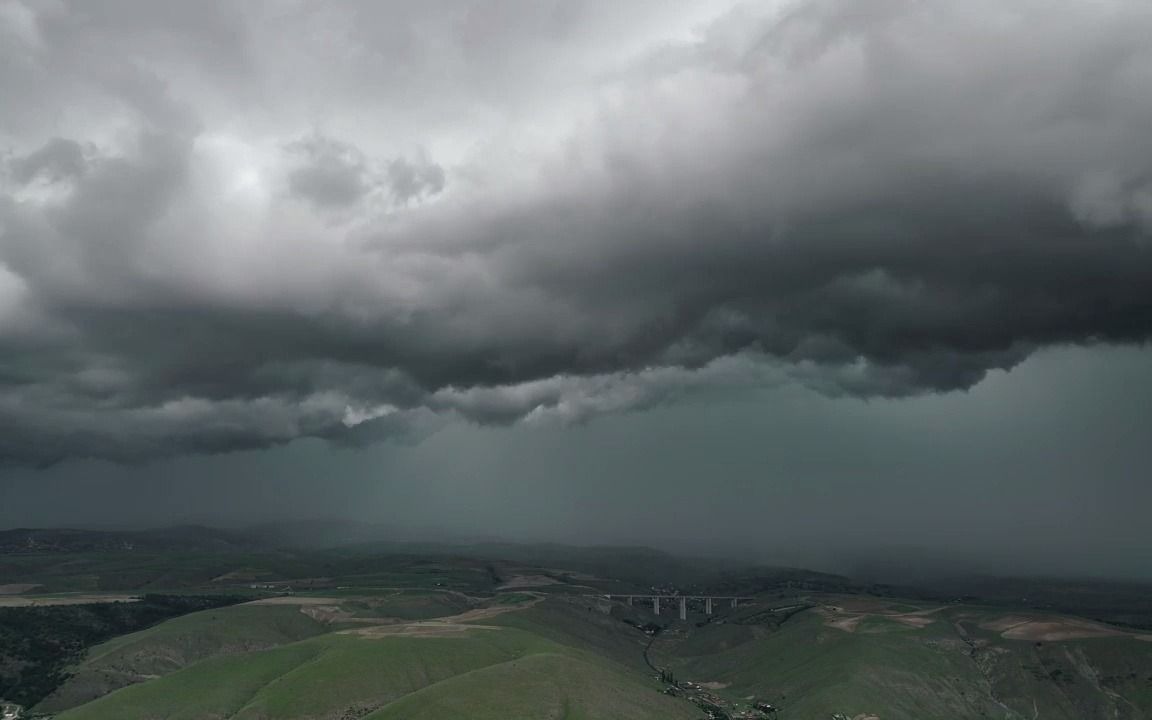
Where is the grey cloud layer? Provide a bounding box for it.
[286,134,444,209]
[1,0,1151,463]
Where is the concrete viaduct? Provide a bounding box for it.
[601,594,755,620]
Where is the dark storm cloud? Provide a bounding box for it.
[1,0,1151,463]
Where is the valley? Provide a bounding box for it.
[2,528,1151,719]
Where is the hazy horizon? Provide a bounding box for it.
[5,343,1151,582]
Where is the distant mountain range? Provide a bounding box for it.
[0,526,263,554]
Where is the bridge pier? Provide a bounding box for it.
[599,593,751,615]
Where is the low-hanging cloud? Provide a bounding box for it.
[1,0,1151,464]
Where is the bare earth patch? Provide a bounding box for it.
[825,614,865,633]
[820,598,949,632]
[979,616,1033,633]
[497,574,598,592]
[344,595,543,640]
[440,603,541,623]
[1002,619,1128,642]
[0,583,41,595]
[982,614,1141,642]
[295,604,403,625]
[902,605,950,617]
[497,574,562,589]
[245,596,347,605]
[698,681,730,690]
[246,595,428,625]
[892,615,936,628]
[349,622,502,638]
[832,598,895,613]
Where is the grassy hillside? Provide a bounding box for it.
[10,537,1151,719]
[37,603,329,713]
[323,591,475,621]
[0,595,241,709]
[660,610,1007,718]
[55,623,695,720]
[364,651,694,720]
[39,591,484,713]
[653,599,1152,719]
[52,591,1151,720]
[485,596,657,672]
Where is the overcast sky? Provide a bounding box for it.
[1,0,1151,577]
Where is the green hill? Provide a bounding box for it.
[652,600,1152,719]
[38,591,484,714]
[364,651,690,720]
[660,610,1007,718]
[37,603,329,713]
[24,561,1152,720]
[54,622,695,720]
[485,596,657,671]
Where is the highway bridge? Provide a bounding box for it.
[599,594,756,620]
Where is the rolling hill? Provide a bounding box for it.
[51,601,697,720]
[36,603,330,713]
[652,595,1152,719]
[7,536,1152,719]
